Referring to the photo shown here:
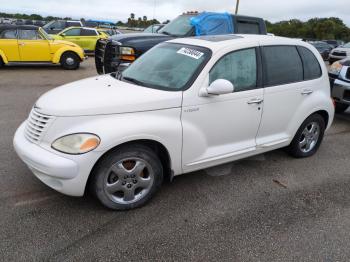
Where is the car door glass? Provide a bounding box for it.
[0,30,17,39]
[81,29,97,36]
[263,46,303,86]
[64,28,81,36]
[209,48,257,92]
[18,30,40,40]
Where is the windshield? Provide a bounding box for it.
[158,15,194,36]
[343,42,350,48]
[39,28,53,40]
[121,43,211,91]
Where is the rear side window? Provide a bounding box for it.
[297,46,322,80]
[81,29,97,36]
[262,46,303,86]
[236,21,260,34]
[0,30,17,39]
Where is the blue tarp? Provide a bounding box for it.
[190,12,234,36]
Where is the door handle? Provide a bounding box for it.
[247,98,264,105]
[301,89,313,95]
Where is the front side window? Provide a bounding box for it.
[209,48,257,92]
[263,46,303,86]
[64,28,81,36]
[18,30,41,40]
[122,43,211,91]
[297,46,322,80]
[0,30,17,39]
[44,21,65,30]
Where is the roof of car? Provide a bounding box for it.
[0,25,39,31]
[168,34,312,53]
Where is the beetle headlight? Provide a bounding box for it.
[52,133,100,154]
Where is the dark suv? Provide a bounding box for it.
[95,13,267,74]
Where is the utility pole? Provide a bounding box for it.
[235,0,240,14]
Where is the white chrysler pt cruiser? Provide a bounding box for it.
[14,35,334,210]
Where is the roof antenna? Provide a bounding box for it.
[235,0,240,14]
[153,0,157,21]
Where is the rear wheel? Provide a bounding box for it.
[60,52,80,70]
[91,144,163,210]
[287,114,325,158]
[335,102,349,113]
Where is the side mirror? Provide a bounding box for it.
[60,33,66,37]
[200,79,234,97]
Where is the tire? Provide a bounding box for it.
[0,56,4,67]
[287,114,325,158]
[60,52,80,70]
[335,102,349,113]
[91,144,163,210]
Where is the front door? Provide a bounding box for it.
[61,28,83,48]
[18,29,51,62]
[182,47,264,173]
[0,29,20,61]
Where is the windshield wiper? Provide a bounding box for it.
[122,76,146,86]
[161,31,173,36]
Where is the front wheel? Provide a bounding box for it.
[60,52,80,70]
[91,144,163,210]
[335,102,349,113]
[287,114,325,158]
[0,56,4,67]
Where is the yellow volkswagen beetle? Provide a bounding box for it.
[0,25,85,70]
[51,27,108,54]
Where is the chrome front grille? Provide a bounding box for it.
[25,109,54,144]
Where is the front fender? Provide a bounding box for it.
[0,49,9,64]
[52,46,85,64]
[41,108,183,175]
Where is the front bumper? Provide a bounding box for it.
[13,122,95,196]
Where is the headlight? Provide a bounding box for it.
[120,47,135,55]
[120,47,136,61]
[52,133,100,154]
[329,61,343,76]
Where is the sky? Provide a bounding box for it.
[1,0,350,26]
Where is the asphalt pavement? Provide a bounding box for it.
[1,59,350,261]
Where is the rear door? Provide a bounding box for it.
[80,28,99,51]
[256,45,306,147]
[0,29,20,61]
[18,29,51,61]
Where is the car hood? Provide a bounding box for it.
[109,32,174,45]
[50,39,80,48]
[332,47,350,53]
[35,75,183,117]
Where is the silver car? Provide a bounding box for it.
[329,59,350,113]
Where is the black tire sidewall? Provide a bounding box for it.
[288,114,326,158]
[92,145,163,210]
[60,52,80,70]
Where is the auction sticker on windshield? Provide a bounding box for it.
[177,47,204,60]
